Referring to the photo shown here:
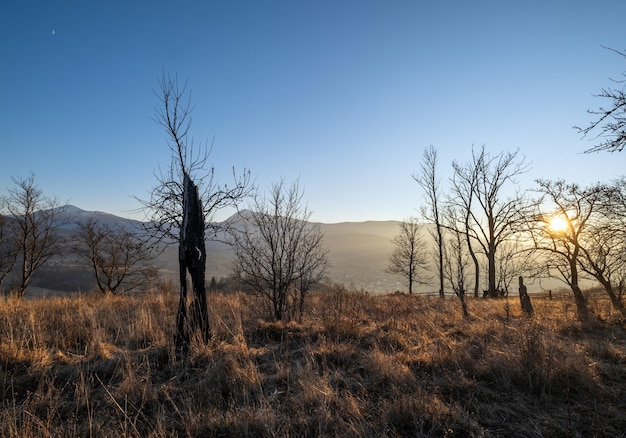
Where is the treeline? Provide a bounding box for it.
[390,145,626,322]
[388,48,626,322]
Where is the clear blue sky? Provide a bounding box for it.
[1,1,625,223]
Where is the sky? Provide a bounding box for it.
[1,1,625,224]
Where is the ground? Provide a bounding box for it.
[1,287,625,437]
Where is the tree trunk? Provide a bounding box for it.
[175,251,189,351]
[518,276,533,316]
[487,240,496,297]
[436,223,445,298]
[459,289,469,318]
[175,173,209,353]
[571,284,590,322]
[570,257,590,323]
[464,228,480,298]
[598,279,626,318]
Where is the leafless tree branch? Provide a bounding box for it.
[575,46,626,153]
[230,180,329,321]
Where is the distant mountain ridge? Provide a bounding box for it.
[7,206,569,296]
[47,205,408,293]
[53,205,146,231]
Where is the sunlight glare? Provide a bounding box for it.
[547,215,569,233]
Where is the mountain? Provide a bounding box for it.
[7,206,573,296]
[53,205,145,231]
[17,206,407,294]
[173,215,407,293]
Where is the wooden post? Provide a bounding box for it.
[518,276,533,316]
[175,172,209,353]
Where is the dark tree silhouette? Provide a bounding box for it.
[176,173,209,346]
[1,174,67,297]
[0,208,18,293]
[449,153,481,298]
[231,180,328,321]
[386,217,430,294]
[452,146,530,298]
[442,206,471,317]
[137,72,251,351]
[575,179,626,317]
[75,218,157,295]
[414,145,445,298]
[530,179,602,323]
[575,47,626,153]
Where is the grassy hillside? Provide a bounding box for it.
[1,288,625,437]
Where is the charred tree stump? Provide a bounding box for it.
[518,276,533,316]
[175,173,210,353]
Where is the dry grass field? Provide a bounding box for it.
[1,286,625,437]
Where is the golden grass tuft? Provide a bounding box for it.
[1,288,625,436]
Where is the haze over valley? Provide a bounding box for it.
[22,205,572,297]
[28,206,405,295]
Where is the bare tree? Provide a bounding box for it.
[452,146,530,298]
[574,179,626,317]
[577,221,626,318]
[575,47,626,153]
[414,145,445,298]
[531,179,601,322]
[449,155,481,297]
[386,217,430,294]
[231,180,328,321]
[0,205,18,293]
[495,234,537,297]
[138,72,252,242]
[136,72,252,350]
[442,206,470,317]
[75,218,158,295]
[1,174,67,297]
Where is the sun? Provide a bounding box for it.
[547,215,569,233]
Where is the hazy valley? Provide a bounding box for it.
[29,206,406,296]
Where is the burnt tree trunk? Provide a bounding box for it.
[175,172,209,352]
[518,276,533,316]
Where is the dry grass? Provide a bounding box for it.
[1,288,625,437]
